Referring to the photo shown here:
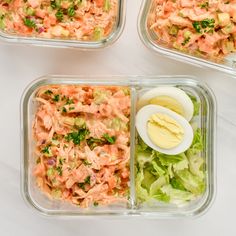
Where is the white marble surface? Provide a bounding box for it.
[1,0,236,235]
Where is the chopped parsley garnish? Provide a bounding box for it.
[66,98,74,105]
[84,175,91,185]
[44,90,53,95]
[103,133,116,144]
[23,17,36,28]
[53,94,60,102]
[77,176,90,190]
[87,137,104,150]
[193,19,215,33]
[50,0,57,9]
[68,6,75,17]
[77,182,85,190]
[56,166,62,176]
[201,18,215,29]
[69,107,75,110]
[65,128,89,145]
[82,159,92,166]
[55,9,64,21]
[62,107,67,113]
[192,22,201,33]
[42,145,50,154]
[182,37,190,46]
[200,2,209,9]
[87,134,116,150]
[59,158,65,165]
[93,201,99,206]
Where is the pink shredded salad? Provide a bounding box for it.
[33,85,130,208]
[148,0,236,61]
[0,0,117,41]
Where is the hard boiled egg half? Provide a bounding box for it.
[137,87,194,122]
[136,105,194,155]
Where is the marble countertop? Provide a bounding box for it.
[0,0,236,235]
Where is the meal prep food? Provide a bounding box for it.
[32,85,131,207]
[21,76,215,217]
[135,87,205,205]
[148,0,236,62]
[0,0,117,41]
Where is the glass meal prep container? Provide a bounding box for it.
[0,0,125,49]
[21,75,216,218]
[138,0,236,75]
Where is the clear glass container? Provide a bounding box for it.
[0,0,125,49]
[21,75,216,218]
[138,0,236,75]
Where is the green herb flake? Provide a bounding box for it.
[192,22,201,33]
[77,182,85,190]
[93,201,99,206]
[65,128,89,145]
[42,145,50,154]
[69,107,75,110]
[103,133,116,144]
[44,90,53,95]
[200,2,209,9]
[82,159,92,166]
[182,37,190,46]
[84,175,91,185]
[86,137,104,150]
[55,9,64,21]
[50,0,57,9]
[53,94,60,102]
[62,107,67,113]
[201,18,215,29]
[59,158,65,165]
[23,17,36,28]
[67,6,75,17]
[66,98,74,105]
[56,166,63,176]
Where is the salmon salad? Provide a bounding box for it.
[33,85,130,208]
[148,0,236,61]
[0,0,117,40]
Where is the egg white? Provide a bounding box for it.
[137,87,194,121]
[136,105,194,155]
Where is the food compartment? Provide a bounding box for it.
[138,0,236,74]
[0,0,125,49]
[133,78,216,217]
[21,77,136,215]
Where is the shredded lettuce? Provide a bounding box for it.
[189,94,200,116]
[160,185,195,203]
[176,169,205,195]
[136,128,205,205]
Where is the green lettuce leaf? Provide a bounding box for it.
[176,169,205,195]
[189,95,200,116]
[136,170,149,201]
[150,175,168,196]
[160,184,195,203]
[136,132,205,205]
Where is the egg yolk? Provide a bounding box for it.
[147,113,184,149]
[149,96,184,116]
